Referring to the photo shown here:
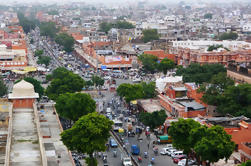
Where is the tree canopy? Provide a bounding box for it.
[16,77,44,99]
[142,29,159,43]
[239,160,251,166]
[207,45,229,51]
[169,119,235,165]
[99,21,135,33]
[139,109,167,130]
[116,82,156,102]
[46,67,85,100]
[0,78,7,97]
[91,75,104,88]
[216,84,251,118]
[39,22,58,38]
[176,63,226,84]
[204,13,213,19]
[17,12,38,33]
[55,33,75,52]
[138,54,159,73]
[198,72,234,106]
[55,93,96,122]
[158,58,175,74]
[61,112,113,166]
[34,49,44,57]
[194,125,235,165]
[37,56,51,67]
[219,32,238,40]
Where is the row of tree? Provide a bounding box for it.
[176,63,226,84]
[139,109,167,130]
[43,67,112,166]
[99,21,135,33]
[138,54,175,74]
[17,12,39,33]
[116,82,156,102]
[169,118,235,166]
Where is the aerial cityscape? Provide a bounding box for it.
[0,0,250,166]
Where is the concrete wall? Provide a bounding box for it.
[4,103,12,166]
[227,70,251,84]
[33,103,47,166]
[12,99,34,109]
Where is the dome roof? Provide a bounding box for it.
[8,80,39,99]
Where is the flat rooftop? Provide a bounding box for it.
[38,104,74,166]
[138,99,164,113]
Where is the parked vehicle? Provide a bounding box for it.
[160,148,169,155]
[109,139,118,148]
[171,151,184,158]
[178,159,195,166]
[173,155,186,163]
[131,144,140,155]
[167,149,177,156]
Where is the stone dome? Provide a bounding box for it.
[8,80,39,99]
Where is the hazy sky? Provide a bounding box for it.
[6,0,249,5]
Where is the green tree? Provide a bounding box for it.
[55,33,75,52]
[85,80,94,89]
[138,54,159,73]
[17,12,38,33]
[114,21,135,29]
[158,58,175,74]
[46,67,85,100]
[219,32,238,40]
[204,13,213,19]
[139,109,167,130]
[117,82,155,102]
[216,84,251,118]
[99,22,113,33]
[37,56,51,66]
[47,10,59,15]
[91,75,104,88]
[239,160,251,166]
[55,93,96,122]
[176,63,226,84]
[0,78,7,97]
[194,125,235,166]
[168,118,201,155]
[198,72,234,105]
[142,29,159,43]
[39,22,58,38]
[141,81,156,99]
[34,49,43,57]
[61,112,113,166]
[16,77,44,98]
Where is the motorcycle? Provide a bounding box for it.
[113,150,117,157]
[151,157,155,164]
[144,151,148,158]
[138,156,142,163]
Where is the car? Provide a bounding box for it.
[173,155,186,163]
[167,149,177,156]
[171,150,184,158]
[178,159,195,166]
[109,139,118,148]
[122,157,133,166]
[160,148,169,155]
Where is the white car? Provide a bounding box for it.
[178,159,195,166]
[167,149,177,156]
[122,157,133,166]
[160,148,169,155]
[171,150,184,158]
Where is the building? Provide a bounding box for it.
[144,50,176,62]
[175,48,251,66]
[156,76,206,118]
[205,116,251,163]
[8,80,39,108]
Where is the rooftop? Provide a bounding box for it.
[178,100,205,110]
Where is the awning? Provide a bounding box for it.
[24,66,37,72]
[131,100,137,105]
[11,70,28,74]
